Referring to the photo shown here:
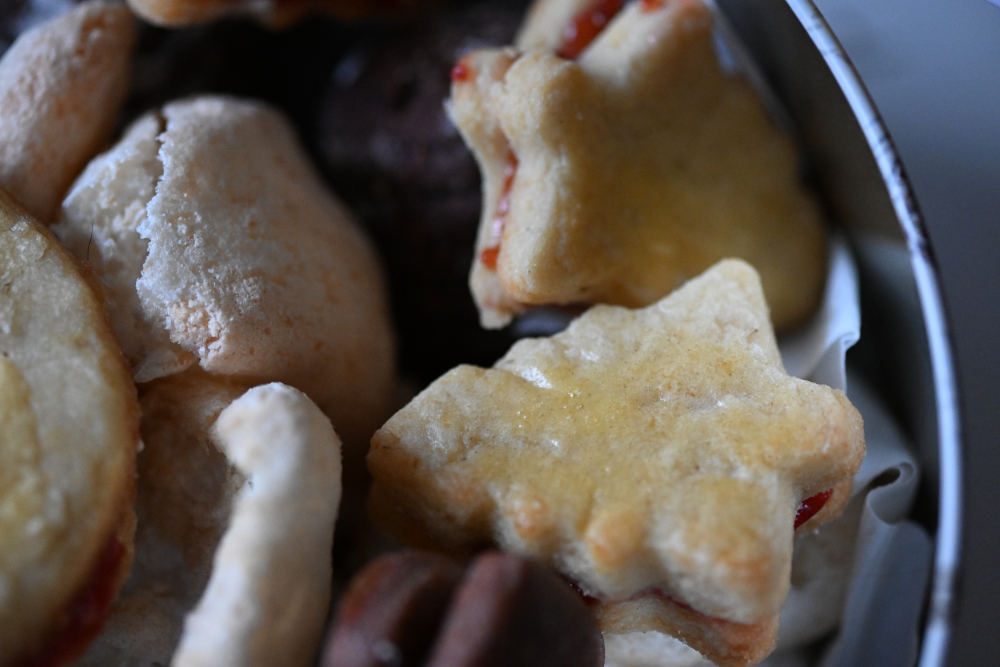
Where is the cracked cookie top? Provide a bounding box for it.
[53,96,396,447]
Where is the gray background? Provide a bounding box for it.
[813,0,1000,663]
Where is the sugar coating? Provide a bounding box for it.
[80,377,342,667]
[0,1,134,223]
[56,96,396,447]
[172,383,342,667]
[54,113,194,383]
[78,370,250,667]
[448,0,827,331]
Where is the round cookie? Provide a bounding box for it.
[0,187,140,665]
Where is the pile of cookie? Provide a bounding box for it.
[0,1,865,667]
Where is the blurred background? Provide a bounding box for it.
[812,0,1000,663]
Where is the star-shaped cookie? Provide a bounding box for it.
[448,0,827,332]
[368,260,864,666]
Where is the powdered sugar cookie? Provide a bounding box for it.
[79,376,341,667]
[0,1,134,223]
[54,96,396,447]
[79,369,250,667]
[173,382,341,667]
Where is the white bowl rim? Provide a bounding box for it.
[778,1,963,664]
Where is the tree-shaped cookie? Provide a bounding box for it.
[368,260,864,667]
[448,0,827,332]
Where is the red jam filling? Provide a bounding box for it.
[556,0,625,60]
[639,0,665,11]
[557,487,835,631]
[479,151,518,270]
[18,537,124,667]
[480,246,500,270]
[793,489,833,529]
[479,0,628,270]
[450,60,472,83]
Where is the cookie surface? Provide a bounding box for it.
[171,382,342,667]
[0,187,140,664]
[0,0,134,223]
[55,96,396,447]
[80,375,342,667]
[78,370,250,667]
[368,260,864,663]
[449,0,827,331]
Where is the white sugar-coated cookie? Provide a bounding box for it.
[55,96,396,448]
[0,1,135,223]
[80,375,341,667]
[53,113,194,383]
[78,370,250,667]
[172,383,342,667]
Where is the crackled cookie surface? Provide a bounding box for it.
[448,0,827,331]
[54,96,396,447]
[369,260,864,666]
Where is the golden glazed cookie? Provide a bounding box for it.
[0,0,135,223]
[368,260,864,667]
[448,0,827,332]
[0,187,140,665]
[53,96,396,448]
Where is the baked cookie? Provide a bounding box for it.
[128,0,425,27]
[78,369,251,667]
[173,382,342,667]
[53,95,396,449]
[448,0,827,332]
[368,260,864,667]
[0,187,140,665]
[0,0,135,223]
[80,375,342,667]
